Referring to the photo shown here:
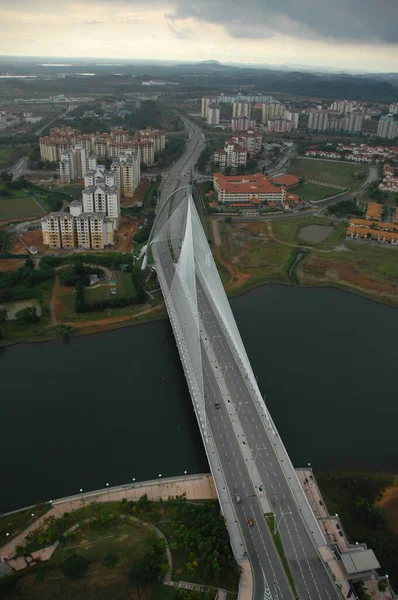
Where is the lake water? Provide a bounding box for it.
[299,224,333,243]
[1,285,397,513]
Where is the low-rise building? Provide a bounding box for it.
[213,172,287,205]
[365,202,383,220]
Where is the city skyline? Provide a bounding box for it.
[0,0,398,73]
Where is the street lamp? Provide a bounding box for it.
[184,470,187,475]
[159,474,162,478]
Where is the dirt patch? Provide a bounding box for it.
[121,180,149,206]
[111,216,140,253]
[0,259,25,272]
[11,230,47,254]
[377,482,398,534]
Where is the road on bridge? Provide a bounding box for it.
[149,114,341,600]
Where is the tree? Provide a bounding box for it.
[62,553,89,578]
[0,308,7,323]
[0,171,13,183]
[25,258,34,269]
[15,306,40,323]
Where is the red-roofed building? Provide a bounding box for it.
[269,174,300,188]
[213,172,287,205]
[213,141,248,169]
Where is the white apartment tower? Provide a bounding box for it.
[201,97,218,119]
[206,104,220,125]
[82,183,120,220]
[232,101,251,118]
[59,149,77,184]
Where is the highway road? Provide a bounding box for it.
[151,115,341,599]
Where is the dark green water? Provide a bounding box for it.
[1,285,397,513]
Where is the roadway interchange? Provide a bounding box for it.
[151,117,340,600]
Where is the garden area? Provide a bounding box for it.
[0,496,238,600]
[288,158,368,190]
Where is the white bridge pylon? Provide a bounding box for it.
[145,186,260,441]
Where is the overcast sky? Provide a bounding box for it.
[1,0,397,72]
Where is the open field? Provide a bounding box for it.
[0,197,44,220]
[289,158,367,190]
[0,148,17,168]
[85,272,135,304]
[293,182,339,202]
[213,215,398,306]
[213,219,292,294]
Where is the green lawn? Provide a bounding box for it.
[0,504,51,547]
[0,197,44,220]
[85,272,135,305]
[0,148,17,168]
[10,517,176,600]
[293,182,339,202]
[289,158,368,190]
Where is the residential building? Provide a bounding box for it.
[134,126,165,152]
[388,103,398,115]
[213,172,287,205]
[201,97,218,119]
[82,181,120,220]
[268,118,292,133]
[308,110,329,131]
[41,203,117,250]
[84,162,117,188]
[366,202,383,220]
[206,104,220,125]
[232,101,251,118]
[111,151,141,197]
[47,124,164,174]
[231,116,257,131]
[262,101,285,123]
[377,115,398,139]
[213,141,248,169]
[59,149,77,184]
[231,130,262,154]
[284,111,299,129]
[346,217,398,246]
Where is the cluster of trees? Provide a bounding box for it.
[367,180,398,203]
[134,494,240,586]
[134,213,155,244]
[318,473,398,590]
[328,199,363,217]
[0,258,55,303]
[59,260,146,314]
[129,540,168,587]
[156,135,186,169]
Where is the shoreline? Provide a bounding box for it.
[1,275,397,348]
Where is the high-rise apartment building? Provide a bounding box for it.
[389,103,398,115]
[41,202,117,250]
[206,104,220,125]
[262,101,285,123]
[231,130,262,154]
[268,118,292,133]
[283,111,299,130]
[308,110,329,131]
[82,182,120,221]
[231,116,257,131]
[232,101,251,118]
[201,97,218,118]
[111,151,141,198]
[213,140,248,169]
[377,115,398,139]
[59,149,77,184]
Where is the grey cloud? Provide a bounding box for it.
[167,0,398,43]
[168,23,193,39]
